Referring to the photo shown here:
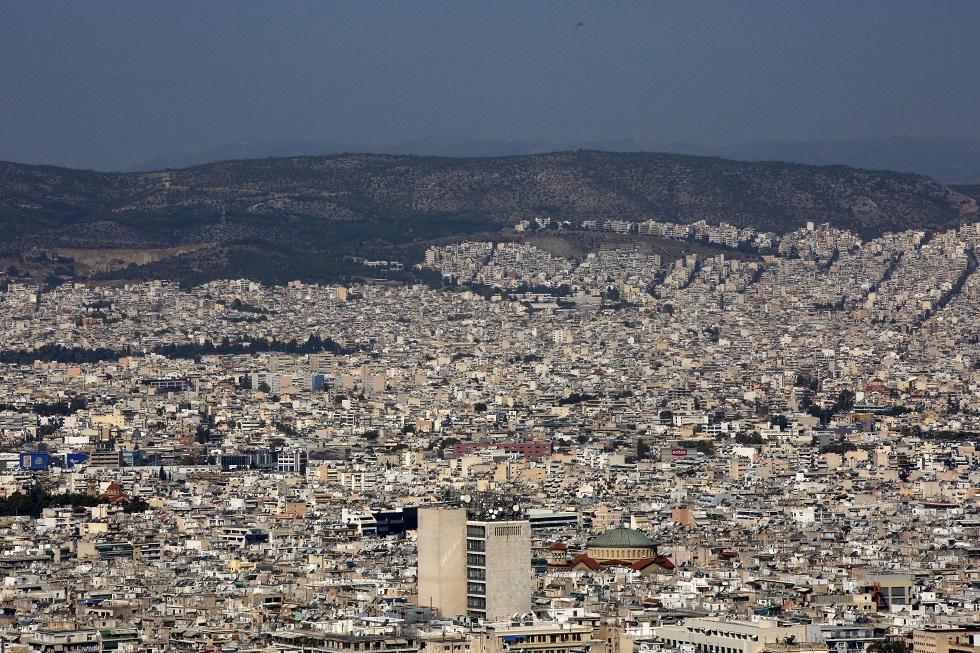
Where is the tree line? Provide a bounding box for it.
[0,487,106,518]
[0,397,87,415]
[0,334,352,365]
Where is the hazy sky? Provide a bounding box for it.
[2,1,978,171]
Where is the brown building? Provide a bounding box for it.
[452,441,552,461]
[913,629,980,653]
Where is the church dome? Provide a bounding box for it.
[588,525,656,548]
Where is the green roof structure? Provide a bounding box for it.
[588,525,656,548]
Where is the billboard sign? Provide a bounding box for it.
[66,452,88,467]
[20,453,49,471]
[121,450,141,466]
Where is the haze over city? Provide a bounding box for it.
[7,4,980,653]
[2,1,979,171]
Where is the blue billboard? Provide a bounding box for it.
[20,453,49,471]
[121,450,141,466]
[66,452,88,467]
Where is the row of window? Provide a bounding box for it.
[493,525,523,537]
[661,641,743,653]
[500,634,584,643]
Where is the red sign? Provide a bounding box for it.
[671,448,688,456]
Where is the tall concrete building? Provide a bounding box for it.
[417,507,531,621]
[417,507,468,617]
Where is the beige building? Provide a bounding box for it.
[471,623,595,653]
[913,629,980,653]
[417,507,531,621]
[654,618,809,653]
[866,573,914,607]
[418,507,468,618]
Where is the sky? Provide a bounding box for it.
[1,1,978,171]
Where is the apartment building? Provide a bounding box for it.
[417,507,531,621]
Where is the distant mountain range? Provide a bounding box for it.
[129,136,980,185]
[1,150,976,287]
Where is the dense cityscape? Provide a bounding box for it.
[2,218,980,653]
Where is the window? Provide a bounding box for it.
[494,525,523,537]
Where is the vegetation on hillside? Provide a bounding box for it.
[0,152,974,286]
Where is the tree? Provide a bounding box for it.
[257,381,271,393]
[867,641,908,653]
[196,426,212,444]
[834,389,856,413]
[439,437,460,452]
[680,440,715,456]
[636,439,651,459]
[769,415,789,430]
[123,497,150,513]
[473,402,488,413]
[736,431,764,445]
[159,465,167,481]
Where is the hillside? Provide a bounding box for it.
[129,136,980,184]
[0,151,976,286]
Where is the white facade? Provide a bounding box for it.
[654,618,809,653]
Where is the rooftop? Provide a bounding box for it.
[588,525,655,549]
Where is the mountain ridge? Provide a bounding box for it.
[0,150,976,286]
[125,135,980,184]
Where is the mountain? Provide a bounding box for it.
[2,151,976,286]
[127,139,369,173]
[128,136,980,184]
[126,136,652,172]
[710,137,980,185]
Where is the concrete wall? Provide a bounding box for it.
[482,520,531,620]
[417,507,467,618]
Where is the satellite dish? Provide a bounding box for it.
[512,505,520,512]
[461,495,472,503]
